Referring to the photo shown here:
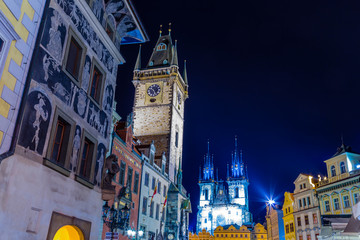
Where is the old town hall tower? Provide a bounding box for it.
[132,28,188,183]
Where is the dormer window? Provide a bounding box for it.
[331,165,336,177]
[340,162,346,174]
[156,43,167,51]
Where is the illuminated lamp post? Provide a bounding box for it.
[102,201,130,238]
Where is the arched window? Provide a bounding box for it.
[340,162,346,174]
[331,165,336,177]
[235,187,239,198]
[156,43,167,51]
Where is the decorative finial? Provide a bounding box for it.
[168,22,172,35]
[159,24,163,36]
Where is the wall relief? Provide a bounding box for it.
[95,143,106,186]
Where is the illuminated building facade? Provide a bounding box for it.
[293,174,320,240]
[281,192,295,240]
[196,138,252,234]
[266,204,285,240]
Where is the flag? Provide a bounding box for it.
[150,182,157,204]
[162,195,167,210]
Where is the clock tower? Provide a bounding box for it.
[132,28,189,182]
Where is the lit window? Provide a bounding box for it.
[156,43,167,51]
[297,217,301,226]
[305,215,309,225]
[313,214,318,224]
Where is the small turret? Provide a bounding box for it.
[134,45,142,71]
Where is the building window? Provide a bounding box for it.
[334,198,340,210]
[354,193,359,204]
[78,137,95,180]
[313,213,318,224]
[142,197,147,215]
[156,43,166,51]
[175,131,179,148]
[303,198,306,207]
[49,116,71,167]
[119,161,126,185]
[144,172,149,187]
[150,201,154,218]
[163,185,167,197]
[285,225,289,234]
[297,217,301,226]
[89,64,104,103]
[204,218,207,223]
[307,235,311,240]
[343,195,350,208]
[299,199,302,208]
[325,200,330,212]
[158,181,161,195]
[290,223,294,232]
[162,208,166,221]
[300,184,303,190]
[152,177,156,190]
[340,162,346,174]
[156,203,160,220]
[331,165,336,177]
[235,187,239,198]
[307,196,311,206]
[299,236,303,240]
[65,36,83,80]
[305,215,309,225]
[127,166,133,188]
[205,189,209,200]
[133,171,139,194]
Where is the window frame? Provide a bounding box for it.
[88,59,106,106]
[331,165,336,177]
[63,28,86,85]
[119,161,126,185]
[127,166,133,189]
[76,130,97,183]
[340,162,346,174]
[142,197,147,215]
[133,171,139,194]
[325,200,330,212]
[343,195,350,208]
[144,172,149,187]
[334,198,340,210]
[45,108,75,173]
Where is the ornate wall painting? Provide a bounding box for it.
[18,91,52,155]
[40,8,66,63]
[73,88,88,118]
[94,143,106,186]
[81,55,91,92]
[102,83,114,114]
[87,101,109,139]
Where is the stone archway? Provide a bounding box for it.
[53,225,84,240]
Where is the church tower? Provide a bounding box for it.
[199,141,216,206]
[227,136,252,223]
[132,26,189,182]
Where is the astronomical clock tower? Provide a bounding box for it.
[132,27,191,240]
[132,28,188,183]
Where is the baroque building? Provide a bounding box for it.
[266,204,285,240]
[293,174,320,240]
[0,0,147,239]
[132,27,191,240]
[196,138,252,234]
[281,192,295,240]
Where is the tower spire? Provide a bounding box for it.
[227,164,230,180]
[134,45,142,71]
[199,166,202,180]
[168,22,172,36]
[159,24,163,36]
[183,60,188,85]
[171,40,179,66]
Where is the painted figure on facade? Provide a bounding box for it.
[102,154,119,190]
[96,148,105,186]
[31,94,49,152]
[70,127,81,171]
[47,10,63,61]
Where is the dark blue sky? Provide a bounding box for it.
[116,0,360,229]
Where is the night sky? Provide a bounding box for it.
[116,0,360,230]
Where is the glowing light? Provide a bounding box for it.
[308,176,315,187]
[127,230,133,236]
[268,200,275,205]
[138,230,144,237]
[356,164,360,169]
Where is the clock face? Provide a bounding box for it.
[147,84,161,97]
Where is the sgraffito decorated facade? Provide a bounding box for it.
[197,138,253,234]
[0,0,147,239]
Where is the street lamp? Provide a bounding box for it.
[268,199,275,205]
[102,201,130,237]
